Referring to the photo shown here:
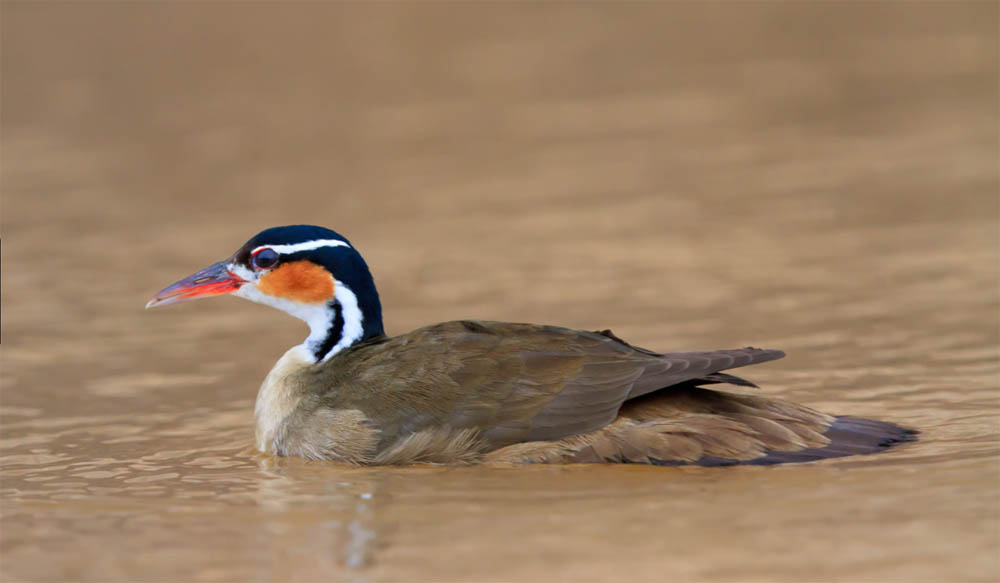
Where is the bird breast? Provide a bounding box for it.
[254,345,315,453]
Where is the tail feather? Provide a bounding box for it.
[654,416,917,467]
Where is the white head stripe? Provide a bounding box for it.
[252,239,351,256]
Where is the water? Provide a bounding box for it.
[2,3,997,581]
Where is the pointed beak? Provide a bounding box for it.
[146,260,246,309]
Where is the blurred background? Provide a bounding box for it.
[2,3,997,582]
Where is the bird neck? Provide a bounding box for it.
[304,278,384,363]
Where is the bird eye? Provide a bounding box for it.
[252,248,279,270]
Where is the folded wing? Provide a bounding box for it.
[328,321,785,449]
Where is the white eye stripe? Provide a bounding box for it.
[252,239,351,256]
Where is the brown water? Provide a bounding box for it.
[2,3,998,582]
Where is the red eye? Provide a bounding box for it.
[252,248,279,270]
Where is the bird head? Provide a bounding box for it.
[147,225,384,361]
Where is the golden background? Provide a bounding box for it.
[2,3,997,581]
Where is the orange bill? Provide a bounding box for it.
[146,260,245,308]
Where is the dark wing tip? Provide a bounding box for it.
[697,372,759,388]
[743,347,786,363]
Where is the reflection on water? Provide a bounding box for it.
[2,3,998,581]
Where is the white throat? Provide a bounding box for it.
[231,267,365,363]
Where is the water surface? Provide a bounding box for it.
[2,3,997,581]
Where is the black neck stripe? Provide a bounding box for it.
[314,301,344,361]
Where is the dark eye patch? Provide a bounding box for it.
[252,248,279,269]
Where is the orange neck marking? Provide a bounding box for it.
[257,260,335,304]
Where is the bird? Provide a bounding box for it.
[146,225,915,465]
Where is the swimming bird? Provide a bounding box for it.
[147,225,914,465]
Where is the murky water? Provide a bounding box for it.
[2,3,998,581]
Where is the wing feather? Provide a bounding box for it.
[323,321,784,449]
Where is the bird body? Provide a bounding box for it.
[148,225,915,465]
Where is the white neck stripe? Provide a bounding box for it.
[322,281,365,362]
[253,239,351,256]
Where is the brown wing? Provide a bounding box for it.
[524,345,784,442]
[318,320,784,450]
